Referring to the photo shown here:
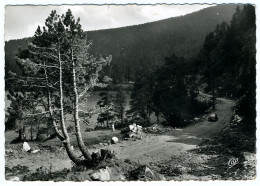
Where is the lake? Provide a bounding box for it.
[5,91,131,127]
[5,90,159,129]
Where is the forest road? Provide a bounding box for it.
[102,97,236,164]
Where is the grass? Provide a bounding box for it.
[5,128,123,150]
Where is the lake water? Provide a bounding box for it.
[5,90,159,129]
[5,91,131,127]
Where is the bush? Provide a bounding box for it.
[67,126,74,133]
[85,127,95,132]
[10,136,22,144]
[36,133,48,142]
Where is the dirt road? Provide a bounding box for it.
[101,97,235,165]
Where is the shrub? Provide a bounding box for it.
[67,126,75,133]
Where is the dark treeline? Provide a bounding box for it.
[5,5,238,88]
[127,5,255,132]
[197,5,256,134]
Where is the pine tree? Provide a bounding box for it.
[5,90,41,141]
[153,54,188,126]
[128,76,153,126]
[12,9,111,165]
[113,86,127,125]
[96,76,114,127]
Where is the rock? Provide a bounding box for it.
[31,149,40,154]
[22,142,31,152]
[129,124,136,131]
[112,123,115,132]
[152,124,157,130]
[111,137,119,144]
[9,176,20,181]
[137,125,143,131]
[99,143,104,146]
[129,123,142,133]
[144,167,155,178]
[233,115,243,123]
[128,132,142,139]
[130,166,165,181]
[193,117,200,122]
[90,166,111,181]
[128,132,136,138]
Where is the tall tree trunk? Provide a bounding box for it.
[44,59,83,165]
[18,127,23,142]
[22,126,26,142]
[72,50,92,162]
[58,51,85,165]
[44,62,64,140]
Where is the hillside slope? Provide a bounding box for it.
[5,4,238,82]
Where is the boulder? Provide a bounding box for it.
[111,137,119,144]
[136,125,142,133]
[22,142,31,152]
[90,166,111,181]
[128,123,142,134]
[31,149,40,154]
[129,124,136,132]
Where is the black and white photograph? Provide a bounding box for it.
[2,1,257,182]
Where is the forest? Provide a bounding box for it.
[5,4,256,181]
[5,4,238,86]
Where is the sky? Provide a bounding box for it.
[5,4,212,41]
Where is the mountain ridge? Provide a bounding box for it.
[5,4,239,83]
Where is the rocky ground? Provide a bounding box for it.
[5,97,256,181]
